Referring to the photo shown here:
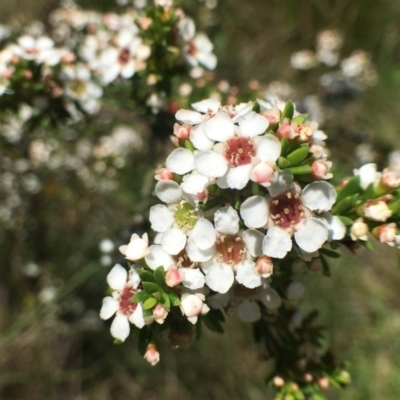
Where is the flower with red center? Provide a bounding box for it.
[100,264,145,342]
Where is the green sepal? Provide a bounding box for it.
[282,100,294,120]
[292,113,309,124]
[142,282,160,294]
[361,240,373,251]
[286,145,310,165]
[278,156,291,168]
[336,175,361,204]
[168,290,181,306]
[287,165,313,175]
[183,140,195,151]
[132,291,151,303]
[280,138,289,156]
[143,297,158,310]
[337,216,354,225]
[113,339,123,345]
[138,270,156,283]
[154,266,166,288]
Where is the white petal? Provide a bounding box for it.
[194,151,228,178]
[166,148,195,175]
[240,196,269,229]
[254,134,281,162]
[356,163,380,189]
[232,102,253,121]
[181,173,209,195]
[145,245,174,270]
[186,237,215,262]
[161,227,187,255]
[129,303,145,328]
[110,314,130,342]
[125,236,149,261]
[190,125,214,151]
[100,296,119,320]
[149,205,174,232]
[203,112,235,142]
[236,260,261,288]
[191,219,216,250]
[294,217,328,253]
[128,268,141,288]
[197,51,217,70]
[262,227,292,259]
[325,214,346,241]
[301,181,336,212]
[155,180,182,204]
[107,264,127,291]
[214,206,239,235]
[181,268,205,290]
[236,300,261,323]
[226,164,252,189]
[205,263,234,293]
[191,98,220,113]
[238,112,269,137]
[242,229,264,257]
[181,294,203,317]
[268,170,294,197]
[175,109,202,124]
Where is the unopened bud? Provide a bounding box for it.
[255,255,274,277]
[144,344,160,366]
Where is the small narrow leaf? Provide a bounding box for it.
[292,113,309,124]
[336,175,361,203]
[154,266,166,288]
[337,216,354,225]
[168,291,181,306]
[320,256,331,277]
[142,282,160,294]
[286,146,310,165]
[319,248,340,259]
[287,165,313,175]
[132,291,151,303]
[280,138,289,156]
[278,156,291,168]
[282,100,294,120]
[139,270,156,283]
[143,297,158,310]
[160,292,171,308]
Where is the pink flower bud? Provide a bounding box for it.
[153,304,169,324]
[165,267,183,287]
[144,344,160,366]
[318,377,330,389]
[255,255,274,278]
[273,376,285,387]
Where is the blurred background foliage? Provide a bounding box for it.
[1,0,400,399]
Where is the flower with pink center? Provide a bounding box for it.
[239,182,337,259]
[100,264,145,342]
[374,223,397,246]
[144,344,160,366]
[201,206,265,293]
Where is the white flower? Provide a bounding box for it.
[100,264,145,342]
[180,292,209,324]
[262,181,337,258]
[119,233,150,261]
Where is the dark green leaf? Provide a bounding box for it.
[280,138,289,156]
[202,314,224,334]
[168,290,181,306]
[336,175,361,204]
[142,282,160,294]
[278,156,291,168]
[282,100,294,120]
[319,248,341,259]
[139,270,156,283]
[160,292,170,308]
[337,216,354,225]
[154,266,166,288]
[132,291,151,303]
[320,256,331,277]
[389,199,400,214]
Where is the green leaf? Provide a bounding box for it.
[287,165,313,175]
[153,292,162,300]
[292,113,309,124]
[202,314,224,334]
[286,146,310,165]
[138,270,156,283]
[282,100,294,120]
[337,216,354,225]
[319,248,341,259]
[389,199,400,214]
[142,282,160,294]
[137,327,151,355]
[160,292,170,308]
[336,175,361,204]
[332,196,354,215]
[362,240,373,251]
[132,291,151,303]
[154,266,166,288]
[168,290,181,306]
[183,140,195,151]
[143,297,158,310]
[278,156,291,168]
[320,256,331,277]
[280,138,289,156]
